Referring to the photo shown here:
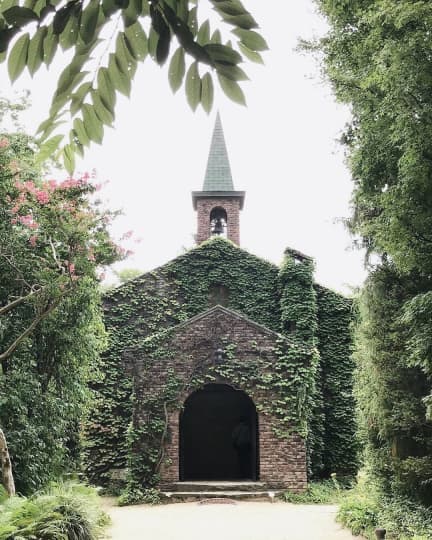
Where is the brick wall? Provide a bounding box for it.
[196,198,241,245]
[131,307,308,492]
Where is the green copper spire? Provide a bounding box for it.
[203,112,235,191]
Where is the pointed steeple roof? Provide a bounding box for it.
[203,112,234,191]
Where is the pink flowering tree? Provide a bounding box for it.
[0,132,122,371]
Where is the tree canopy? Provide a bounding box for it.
[0,0,267,172]
[314,0,432,505]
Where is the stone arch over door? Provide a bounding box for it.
[179,383,259,481]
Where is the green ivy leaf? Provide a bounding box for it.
[185,61,201,111]
[168,47,185,93]
[217,73,246,105]
[8,32,29,82]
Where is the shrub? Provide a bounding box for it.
[280,477,347,504]
[0,482,109,540]
[118,486,162,506]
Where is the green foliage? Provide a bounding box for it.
[313,0,432,508]
[0,0,268,172]
[354,265,432,506]
[0,107,121,494]
[280,477,345,504]
[337,477,432,540]
[117,486,162,506]
[83,237,357,489]
[0,482,109,540]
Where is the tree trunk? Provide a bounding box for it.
[0,428,15,496]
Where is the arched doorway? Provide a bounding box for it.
[179,384,259,481]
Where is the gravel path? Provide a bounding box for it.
[104,500,357,540]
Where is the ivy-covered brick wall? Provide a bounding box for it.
[82,237,357,486]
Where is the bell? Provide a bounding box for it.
[212,217,224,235]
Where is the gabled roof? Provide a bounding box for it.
[172,304,282,339]
[203,112,235,191]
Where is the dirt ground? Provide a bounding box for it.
[103,499,358,540]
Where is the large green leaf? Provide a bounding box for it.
[53,0,78,34]
[0,28,19,55]
[197,19,210,45]
[222,13,257,30]
[212,1,246,17]
[200,72,213,114]
[238,41,263,64]
[168,46,185,93]
[27,25,47,75]
[79,0,99,44]
[73,117,90,147]
[91,89,115,125]
[124,20,147,60]
[204,43,242,65]
[108,53,131,96]
[62,143,76,173]
[217,73,246,105]
[8,32,29,81]
[70,81,92,115]
[43,26,58,65]
[115,32,137,77]
[185,61,201,111]
[215,62,248,81]
[36,133,64,164]
[232,28,268,51]
[2,5,39,26]
[97,67,116,113]
[82,103,103,144]
[59,7,80,50]
[122,0,141,27]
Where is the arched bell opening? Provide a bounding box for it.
[179,383,259,481]
[210,207,228,238]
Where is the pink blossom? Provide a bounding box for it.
[18,214,38,229]
[23,181,36,193]
[36,190,50,204]
[47,179,58,191]
[11,205,20,214]
[29,235,37,247]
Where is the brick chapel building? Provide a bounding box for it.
[83,115,357,495]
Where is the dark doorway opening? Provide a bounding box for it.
[179,384,259,481]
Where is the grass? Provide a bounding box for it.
[0,482,110,540]
[336,477,432,540]
[280,476,349,504]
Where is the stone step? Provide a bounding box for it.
[163,481,268,493]
[161,490,282,501]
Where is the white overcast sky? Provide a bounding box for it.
[1,1,367,294]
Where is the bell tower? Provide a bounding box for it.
[192,113,245,246]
